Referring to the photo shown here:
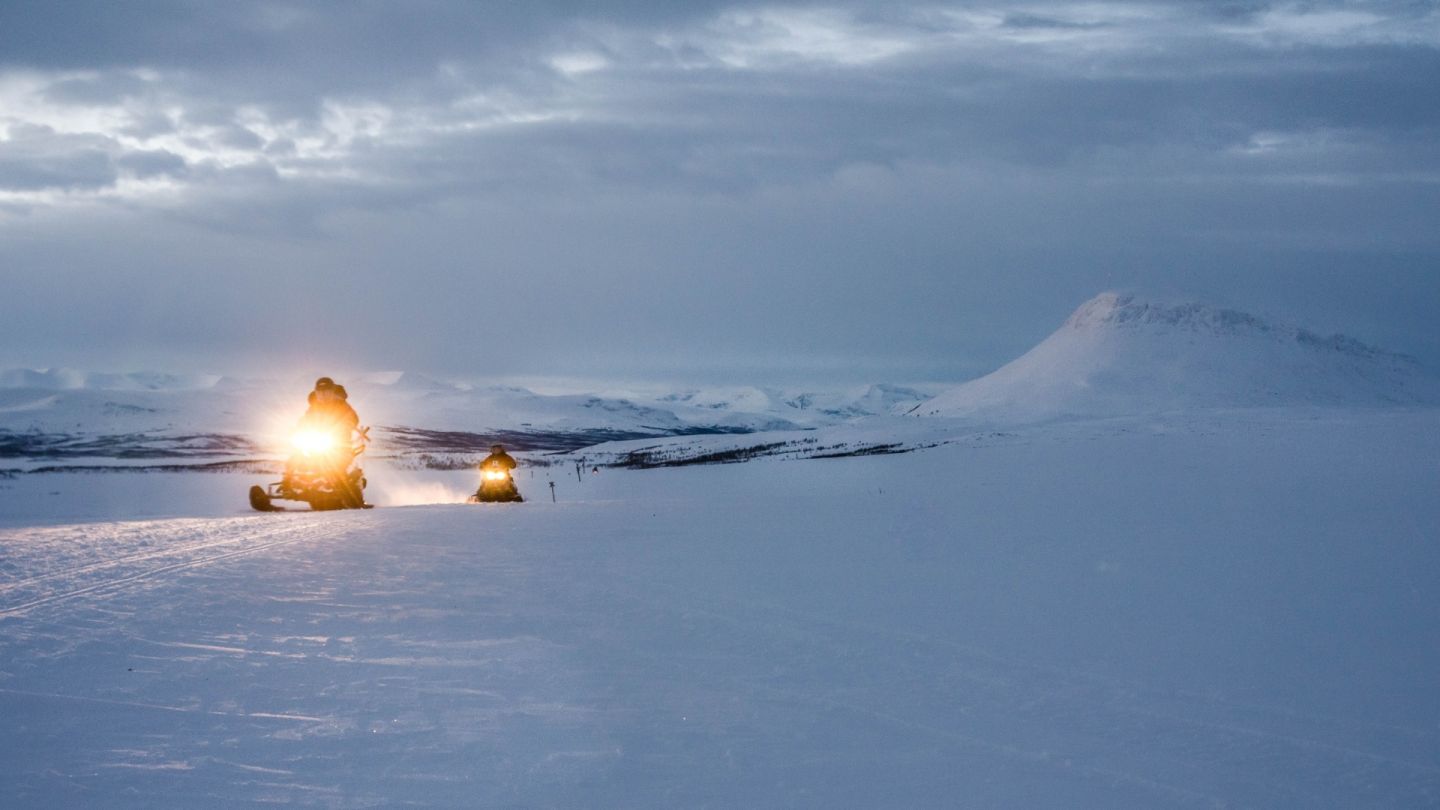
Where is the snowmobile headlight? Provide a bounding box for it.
[484,469,508,481]
[292,429,336,456]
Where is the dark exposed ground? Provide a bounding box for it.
[0,424,763,474]
[609,438,939,468]
[377,425,751,454]
[0,430,257,460]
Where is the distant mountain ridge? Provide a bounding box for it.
[0,369,937,464]
[0,368,224,391]
[10,292,1433,466]
[914,293,1440,421]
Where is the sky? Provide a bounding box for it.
[1,0,1438,385]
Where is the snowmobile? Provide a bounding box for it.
[249,425,373,512]
[468,461,524,503]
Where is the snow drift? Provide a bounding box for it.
[914,293,1440,420]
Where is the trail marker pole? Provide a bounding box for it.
[549,481,556,503]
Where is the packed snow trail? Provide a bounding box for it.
[1,410,1438,807]
[0,517,343,617]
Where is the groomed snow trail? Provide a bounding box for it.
[1,410,1438,808]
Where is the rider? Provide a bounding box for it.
[480,444,517,475]
[303,376,360,435]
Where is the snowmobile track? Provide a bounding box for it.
[0,523,306,597]
[0,520,336,619]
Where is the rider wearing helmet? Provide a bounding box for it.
[480,444,517,474]
[304,376,360,433]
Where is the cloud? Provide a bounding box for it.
[550,51,611,76]
[659,7,926,68]
[0,125,116,191]
[114,148,187,179]
[2,1,1436,212]
[0,1,1437,379]
[1224,3,1440,48]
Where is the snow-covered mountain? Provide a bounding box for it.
[0,369,936,463]
[11,292,1433,466]
[913,293,1440,421]
[653,383,935,424]
[0,368,223,391]
[0,371,932,431]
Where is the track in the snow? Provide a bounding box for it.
[0,516,347,619]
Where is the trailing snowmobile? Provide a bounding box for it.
[249,425,373,512]
[469,444,523,503]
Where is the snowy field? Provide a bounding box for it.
[2,408,1438,807]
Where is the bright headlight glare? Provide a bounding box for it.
[292,430,335,455]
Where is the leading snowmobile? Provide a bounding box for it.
[249,423,373,512]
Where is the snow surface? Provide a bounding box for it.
[914,293,1440,421]
[3,408,1439,808]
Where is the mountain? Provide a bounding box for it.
[656,384,936,425]
[913,293,1440,421]
[0,369,934,464]
[0,368,222,391]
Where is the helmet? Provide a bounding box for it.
[315,377,335,390]
[491,444,505,453]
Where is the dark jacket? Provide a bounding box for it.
[480,451,517,471]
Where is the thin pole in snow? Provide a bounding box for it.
[549,480,557,503]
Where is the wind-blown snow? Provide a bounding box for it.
[914,293,1440,421]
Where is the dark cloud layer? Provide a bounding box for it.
[2,1,1438,382]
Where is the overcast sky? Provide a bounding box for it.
[2,0,1438,384]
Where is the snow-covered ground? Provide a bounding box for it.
[3,407,1438,808]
